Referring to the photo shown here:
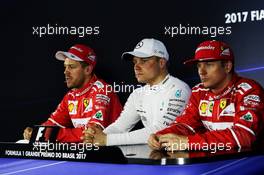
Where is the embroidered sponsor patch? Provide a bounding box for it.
[94,81,104,89]
[96,94,110,103]
[83,98,89,108]
[207,101,214,117]
[71,118,89,128]
[166,107,181,115]
[219,99,227,109]
[240,112,253,122]
[243,94,260,107]
[84,98,93,113]
[199,100,208,116]
[221,48,231,56]
[202,120,233,130]
[92,110,103,121]
[219,103,235,116]
[240,106,257,111]
[175,90,182,98]
[244,95,260,103]
[169,99,186,103]
[238,82,252,92]
[68,101,78,115]
[95,105,106,110]
[163,115,175,121]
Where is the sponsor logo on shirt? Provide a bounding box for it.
[94,81,104,89]
[96,94,110,104]
[238,82,252,92]
[83,98,93,113]
[199,100,208,116]
[240,112,253,122]
[243,94,260,107]
[168,103,184,108]
[219,98,227,109]
[167,107,181,115]
[71,118,89,128]
[207,101,214,117]
[92,110,103,121]
[244,95,260,102]
[175,89,182,98]
[68,100,78,115]
[219,103,235,116]
[169,99,186,103]
[163,115,175,121]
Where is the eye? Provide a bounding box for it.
[205,62,214,67]
[64,64,77,70]
[141,59,148,63]
[69,65,74,69]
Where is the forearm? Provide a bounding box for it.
[187,127,255,150]
[56,128,83,143]
[106,127,151,146]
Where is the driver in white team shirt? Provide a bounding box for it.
[82,38,191,146]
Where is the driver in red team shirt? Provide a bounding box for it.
[148,40,264,151]
[21,44,122,143]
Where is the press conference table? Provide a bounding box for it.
[0,143,264,175]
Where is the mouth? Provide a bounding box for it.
[200,77,208,82]
[65,77,72,82]
[135,72,143,76]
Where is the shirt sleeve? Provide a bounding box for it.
[157,82,264,150]
[156,91,204,136]
[187,84,264,150]
[42,94,73,128]
[57,91,122,143]
[47,88,122,143]
[104,90,139,134]
[87,88,122,129]
[41,94,82,143]
[106,85,191,146]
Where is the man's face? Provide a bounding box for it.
[64,58,87,89]
[133,56,163,85]
[197,61,230,91]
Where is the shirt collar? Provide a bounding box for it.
[208,74,238,100]
[73,75,98,96]
[148,74,170,91]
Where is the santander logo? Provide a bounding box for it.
[195,45,215,53]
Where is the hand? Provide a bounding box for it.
[166,151,189,159]
[159,133,188,152]
[81,127,96,143]
[149,150,167,159]
[148,134,161,150]
[23,127,33,140]
[82,123,106,146]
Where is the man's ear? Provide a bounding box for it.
[225,60,233,73]
[159,58,167,69]
[85,65,93,75]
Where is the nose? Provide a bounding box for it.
[64,67,69,75]
[134,62,141,71]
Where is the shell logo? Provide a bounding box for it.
[200,102,208,115]
[68,103,74,112]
